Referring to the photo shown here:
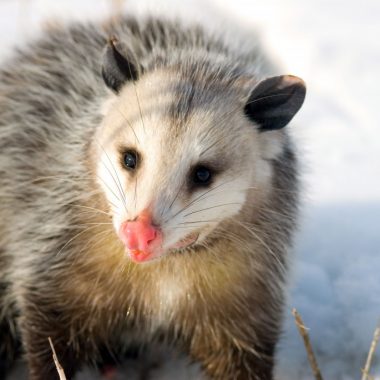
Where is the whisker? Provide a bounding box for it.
[179,219,219,225]
[134,174,138,214]
[234,220,286,274]
[97,141,127,202]
[258,207,295,221]
[200,135,227,156]
[96,173,122,203]
[75,222,113,226]
[245,93,301,106]
[29,175,95,183]
[95,139,128,213]
[115,107,140,144]
[183,202,240,217]
[70,205,112,217]
[69,228,115,270]
[161,182,184,219]
[56,224,105,257]
[164,179,235,223]
[130,78,146,135]
[76,228,114,256]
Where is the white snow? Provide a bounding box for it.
[1,0,379,379]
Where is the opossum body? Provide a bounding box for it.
[0,16,305,380]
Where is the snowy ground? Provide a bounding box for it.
[1,0,379,379]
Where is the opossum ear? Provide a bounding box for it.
[244,75,306,131]
[102,37,139,93]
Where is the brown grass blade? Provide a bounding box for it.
[361,320,380,380]
[292,308,324,380]
[48,337,67,380]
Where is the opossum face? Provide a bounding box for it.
[94,40,305,263]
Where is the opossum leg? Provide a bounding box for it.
[0,316,21,379]
[188,336,275,380]
[0,280,21,379]
[18,306,78,380]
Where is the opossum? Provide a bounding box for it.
[0,15,305,380]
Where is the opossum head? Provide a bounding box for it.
[94,39,305,263]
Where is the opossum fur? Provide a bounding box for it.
[0,16,305,380]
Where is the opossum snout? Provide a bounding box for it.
[120,221,158,250]
[118,210,163,262]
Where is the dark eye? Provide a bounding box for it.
[123,150,138,170]
[193,165,212,186]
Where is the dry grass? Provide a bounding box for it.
[48,337,66,380]
[361,321,380,380]
[292,309,380,380]
[292,308,324,380]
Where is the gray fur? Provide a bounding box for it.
[0,16,302,380]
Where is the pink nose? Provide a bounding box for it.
[119,212,159,252]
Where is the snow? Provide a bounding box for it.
[1,0,379,379]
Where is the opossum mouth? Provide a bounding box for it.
[127,233,199,263]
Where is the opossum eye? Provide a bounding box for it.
[192,165,212,186]
[123,150,138,170]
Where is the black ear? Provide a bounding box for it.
[102,37,139,93]
[244,75,306,131]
